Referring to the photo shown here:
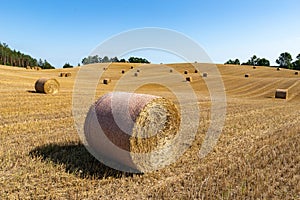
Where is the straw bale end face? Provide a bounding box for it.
[275,89,288,99]
[35,78,59,94]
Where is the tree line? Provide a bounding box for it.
[81,55,150,65]
[225,52,300,70]
[0,42,55,69]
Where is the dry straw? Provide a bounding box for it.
[275,89,288,99]
[35,78,59,94]
[84,92,180,171]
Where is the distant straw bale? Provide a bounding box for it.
[134,72,138,77]
[186,77,192,82]
[35,78,59,94]
[184,70,188,74]
[170,69,173,73]
[84,92,180,172]
[203,72,208,77]
[121,69,125,74]
[295,71,298,75]
[277,67,280,71]
[65,72,72,77]
[26,66,31,69]
[194,69,198,73]
[275,89,288,99]
[245,74,250,78]
[253,66,256,69]
[103,78,111,84]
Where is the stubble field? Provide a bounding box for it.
[0,63,299,199]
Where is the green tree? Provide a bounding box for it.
[276,52,293,69]
[225,59,240,65]
[256,58,270,66]
[63,63,73,68]
[292,53,300,70]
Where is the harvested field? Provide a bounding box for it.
[0,63,299,199]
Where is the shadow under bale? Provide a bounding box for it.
[29,142,135,179]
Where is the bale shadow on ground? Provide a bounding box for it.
[29,142,135,179]
[26,90,37,93]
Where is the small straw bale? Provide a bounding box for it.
[295,71,299,75]
[65,72,72,77]
[103,67,107,71]
[202,72,208,77]
[130,66,134,69]
[26,66,31,69]
[194,69,198,73]
[137,69,140,72]
[35,78,59,94]
[169,69,173,73]
[134,72,138,77]
[84,92,180,172]
[275,89,288,99]
[277,67,280,71]
[60,72,66,77]
[36,67,42,71]
[245,74,250,78]
[253,66,256,69]
[103,78,111,84]
[186,77,192,82]
[184,70,188,74]
[121,69,125,74]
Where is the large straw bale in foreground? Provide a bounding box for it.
[84,92,180,172]
[35,78,60,94]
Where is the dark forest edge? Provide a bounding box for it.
[0,42,55,69]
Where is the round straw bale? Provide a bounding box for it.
[253,66,256,69]
[36,67,42,71]
[295,71,298,75]
[26,66,31,69]
[186,77,192,82]
[194,69,198,73]
[202,72,208,77]
[137,69,140,72]
[184,70,188,74]
[35,78,59,94]
[65,72,72,77]
[121,69,125,74]
[275,89,288,99]
[59,72,66,77]
[245,74,250,78]
[277,67,280,71]
[84,92,180,171]
[131,66,134,69]
[169,69,173,73]
[134,72,138,77]
[103,67,107,71]
[103,78,111,84]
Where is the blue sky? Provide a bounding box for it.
[0,0,299,68]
